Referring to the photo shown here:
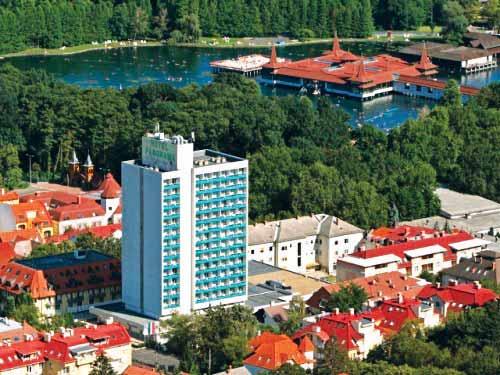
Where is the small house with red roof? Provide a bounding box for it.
[0,201,53,239]
[336,231,474,281]
[0,250,121,317]
[292,309,384,360]
[244,332,314,374]
[307,271,428,312]
[417,281,498,317]
[370,294,441,335]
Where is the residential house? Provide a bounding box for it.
[243,332,314,374]
[0,202,53,238]
[248,214,364,275]
[307,271,428,312]
[254,304,289,328]
[292,309,384,360]
[370,294,441,335]
[0,250,121,317]
[441,250,500,285]
[417,282,498,317]
[336,231,474,281]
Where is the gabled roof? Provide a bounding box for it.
[244,332,308,370]
[0,340,46,371]
[0,251,120,299]
[50,199,105,221]
[371,298,422,334]
[0,263,55,298]
[418,283,497,307]
[0,228,42,244]
[307,271,426,310]
[10,202,52,225]
[0,243,15,265]
[293,311,369,351]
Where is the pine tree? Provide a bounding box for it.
[90,354,117,375]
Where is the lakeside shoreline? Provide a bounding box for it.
[0,34,441,60]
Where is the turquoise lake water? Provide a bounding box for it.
[4,42,498,129]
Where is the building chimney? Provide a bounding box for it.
[333,307,340,315]
[397,293,403,304]
[314,325,321,333]
[448,279,457,286]
[77,196,82,204]
[348,308,355,316]
[473,281,481,289]
[0,188,4,195]
[436,282,441,289]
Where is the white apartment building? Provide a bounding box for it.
[122,132,248,319]
[248,214,364,275]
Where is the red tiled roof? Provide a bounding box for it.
[10,202,52,226]
[298,336,314,352]
[46,224,122,244]
[124,365,161,375]
[0,190,19,203]
[244,332,308,370]
[0,228,42,244]
[418,283,497,307]
[354,231,473,262]
[50,199,105,221]
[0,242,15,265]
[397,75,480,96]
[0,341,46,372]
[99,173,121,199]
[369,225,437,244]
[0,322,130,371]
[43,323,130,364]
[307,271,426,310]
[0,321,38,343]
[415,43,438,72]
[0,254,120,299]
[292,312,368,351]
[0,263,55,298]
[371,298,421,334]
[20,191,80,207]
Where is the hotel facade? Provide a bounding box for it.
[122,132,248,319]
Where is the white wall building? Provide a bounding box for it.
[248,214,363,275]
[122,132,248,319]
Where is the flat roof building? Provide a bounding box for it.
[122,131,248,318]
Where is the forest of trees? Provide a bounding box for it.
[0,0,497,54]
[0,64,499,229]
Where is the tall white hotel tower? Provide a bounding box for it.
[122,131,248,319]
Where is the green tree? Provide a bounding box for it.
[279,296,306,335]
[442,1,468,45]
[317,336,349,375]
[90,354,117,375]
[326,283,368,313]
